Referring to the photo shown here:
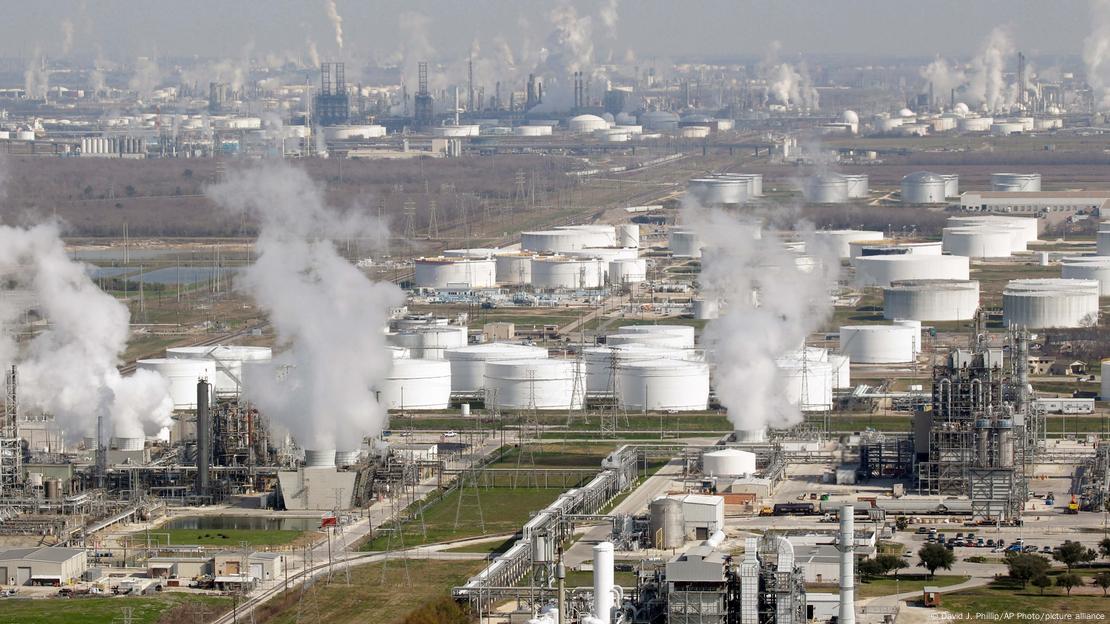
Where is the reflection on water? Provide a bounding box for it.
[166,515,318,531]
[86,265,238,285]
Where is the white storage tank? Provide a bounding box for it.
[940,174,960,198]
[1060,256,1110,295]
[991,172,1041,192]
[947,216,1038,248]
[606,332,689,350]
[582,344,689,393]
[702,448,757,476]
[484,359,585,410]
[883,279,980,321]
[521,226,616,253]
[1003,279,1100,328]
[958,116,993,132]
[618,224,640,249]
[413,257,496,289]
[165,345,272,395]
[1099,228,1110,256]
[514,125,553,136]
[849,240,942,266]
[777,358,834,411]
[839,325,918,364]
[617,324,696,348]
[323,125,386,140]
[942,227,1014,258]
[568,114,609,133]
[113,436,145,451]
[687,177,748,204]
[443,248,500,258]
[565,246,639,263]
[378,359,451,410]
[530,256,603,289]
[901,172,947,204]
[855,255,970,288]
[804,174,850,204]
[609,258,647,285]
[136,358,216,409]
[811,230,885,259]
[618,360,710,411]
[841,174,870,198]
[388,326,468,359]
[494,252,534,285]
[669,230,702,258]
[444,343,549,393]
[692,298,719,320]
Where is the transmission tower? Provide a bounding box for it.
[598,348,625,438]
[453,428,486,531]
[427,199,439,239]
[402,200,416,240]
[295,566,324,624]
[380,495,413,587]
[515,372,542,488]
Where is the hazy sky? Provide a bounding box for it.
[0,0,1095,63]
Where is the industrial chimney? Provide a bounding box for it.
[196,379,211,496]
[839,505,855,624]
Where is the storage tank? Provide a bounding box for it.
[521,226,615,253]
[648,497,685,548]
[1097,226,1110,256]
[1003,279,1100,328]
[883,279,980,321]
[958,116,993,132]
[304,449,336,468]
[606,332,689,349]
[112,436,144,451]
[617,324,696,347]
[991,172,1041,192]
[617,224,640,248]
[568,114,609,133]
[1060,256,1110,295]
[828,353,851,389]
[901,172,947,204]
[811,230,885,259]
[494,252,534,285]
[692,298,719,320]
[702,448,757,476]
[618,360,710,411]
[687,177,748,204]
[608,258,647,285]
[855,255,970,287]
[378,359,452,410]
[640,111,680,132]
[513,125,553,136]
[849,240,942,266]
[530,256,603,289]
[841,174,870,198]
[1102,359,1110,401]
[946,216,1038,249]
[582,344,688,393]
[669,230,702,258]
[804,174,850,204]
[323,125,386,140]
[991,121,1025,136]
[940,174,960,198]
[777,358,833,411]
[136,358,215,409]
[444,343,549,393]
[413,257,496,289]
[484,359,585,409]
[942,227,1014,258]
[387,326,467,359]
[443,248,500,258]
[839,325,918,363]
[680,126,710,139]
[165,345,272,395]
[565,246,638,264]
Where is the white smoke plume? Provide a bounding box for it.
[599,0,620,39]
[0,223,173,444]
[325,0,344,49]
[920,56,967,106]
[680,201,838,435]
[306,38,321,69]
[206,164,403,453]
[23,50,48,100]
[528,4,597,111]
[1084,0,1110,110]
[128,56,162,99]
[759,41,818,110]
[61,19,75,56]
[966,27,1014,112]
[398,11,436,92]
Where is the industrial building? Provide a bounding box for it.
[0,547,87,586]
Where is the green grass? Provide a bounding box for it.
[941,575,1110,621]
[856,573,968,598]
[557,570,638,588]
[254,559,483,624]
[362,486,563,551]
[0,593,231,624]
[491,444,617,469]
[157,528,305,547]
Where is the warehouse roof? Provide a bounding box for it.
[0,547,85,563]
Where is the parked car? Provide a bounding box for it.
[986,539,996,547]
[1041,545,1053,553]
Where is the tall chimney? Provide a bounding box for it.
[839,505,855,624]
[196,379,210,496]
[593,541,614,622]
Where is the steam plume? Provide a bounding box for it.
[206,164,403,452]
[1085,0,1110,110]
[599,0,621,39]
[325,0,344,50]
[23,49,48,100]
[61,20,75,56]
[966,27,1014,112]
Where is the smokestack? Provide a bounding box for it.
[196,379,210,496]
[839,505,855,624]
[593,541,614,622]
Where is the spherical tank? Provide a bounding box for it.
[838,325,917,364]
[1003,279,1100,328]
[483,359,585,410]
[1060,256,1110,294]
[388,326,467,359]
[942,227,1014,258]
[883,279,980,321]
[166,345,272,395]
[136,358,216,409]
[812,230,885,259]
[618,360,709,411]
[609,258,647,285]
[618,324,696,347]
[648,497,685,548]
[495,253,534,285]
[776,359,833,411]
[804,175,849,203]
[854,255,969,287]
[669,230,702,258]
[901,172,947,204]
[582,343,688,393]
[444,343,549,393]
[991,173,1041,192]
[378,359,451,410]
[530,256,603,289]
[413,257,496,289]
[702,448,757,476]
[828,353,851,389]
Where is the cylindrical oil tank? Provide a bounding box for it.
[947,216,1038,249]
[606,332,689,349]
[884,279,980,321]
[958,116,993,132]
[583,344,688,393]
[940,174,960,198]
[166,345,272,395]
[618,360,710,411]
[648,497,684,548]
[484,359,585,410]
[991,173,1041,192]
[618,224,640,249]
[901,172,947,204]
[27,472,43,488]
[849,240,942,266]
[334,450,362,466]
[892,319,922,354]
[942,227,1014,258]
[1097,226,1110,255]
[387,326,467,360]
[855,255,969,288]
[1060,256,1110,295]
[304,449,336,468]
[669,230,702,258]
[828,353,851,389]
[687,177,747,204]
[444,343,549,393]
[413,257,496,289]
[608,258,647,285]
[45,479,61,500]
[514,124,553,136]
[841,174,869,198]
[494,253,534,285]
[839,325,918,364]
[1002,278,1100,328]
[617,324,696,347]
[702,448,757,476]
[378,359,452,410]
[734,428,767,443]
[692,298,719,320]
[566,246,639,265]
[804,175,850,203]
[568,114,609,133]
[136,358,216,409]
[530,256,603,289]
[811,230,885,259]
[443,248,500,258]
[112,436,144,451]
[521,227,615,253]
[777,358,833,411]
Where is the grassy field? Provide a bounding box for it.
[362,486,562,551]
[857,573,968,598]
[491,443,618,469]
[941,575,1110,621]
[149,528,307,547]
[254,559,483,624]
[0,593,231,624]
